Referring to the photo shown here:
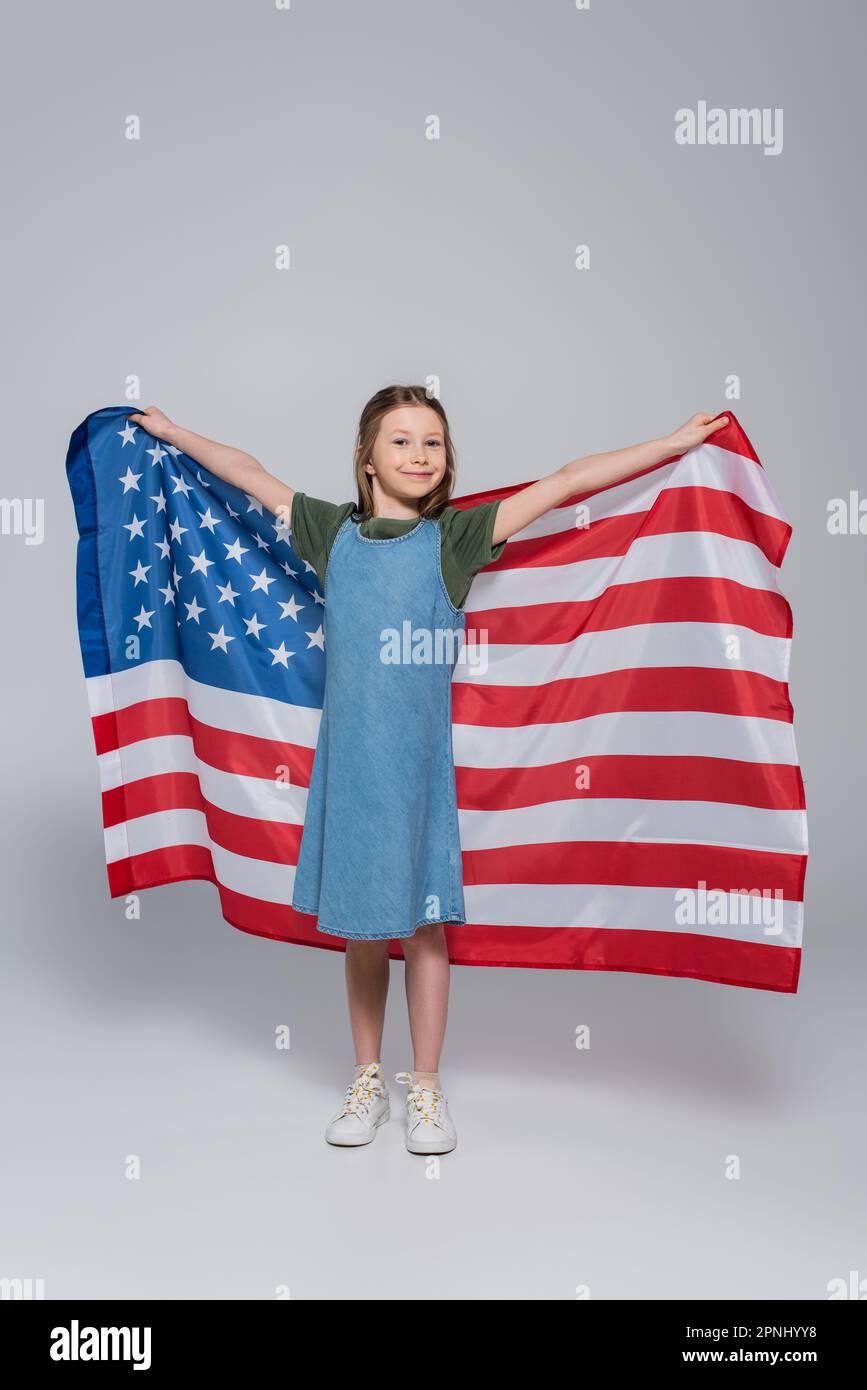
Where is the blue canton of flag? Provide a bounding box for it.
[67,405,326,708]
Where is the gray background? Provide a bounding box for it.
[1,0,864,1300]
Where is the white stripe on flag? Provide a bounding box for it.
[468,531,782,610]
[455,622,791,686]
[500,442,787,541]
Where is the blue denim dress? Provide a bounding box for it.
[291,513,467,940]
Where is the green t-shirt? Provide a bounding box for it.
[290,493,506,611]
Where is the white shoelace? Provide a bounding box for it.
[339,1064,384,1119]
[393,1071,445,1127]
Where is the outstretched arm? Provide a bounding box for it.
[126,405,296,530]
[490,411,729,546]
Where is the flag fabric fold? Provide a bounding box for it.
[66,407,807,992]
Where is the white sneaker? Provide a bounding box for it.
[393,1072,457,1154]
[324,1062,390,1146]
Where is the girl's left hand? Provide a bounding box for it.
[666,412,730,455]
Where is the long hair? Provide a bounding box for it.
[352,385,457,521]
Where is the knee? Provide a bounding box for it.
[402,921,447,953]
[346,938,391,959]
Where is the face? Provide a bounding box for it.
[361,405,446,511]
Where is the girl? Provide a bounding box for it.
[128,387,728,1156]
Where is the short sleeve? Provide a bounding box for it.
[439,500,507,610]
[290,493,356,588]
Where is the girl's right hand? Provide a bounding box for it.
[127,405,176,442]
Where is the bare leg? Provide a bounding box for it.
[344,939,391,1064]
[401,923,450,1073]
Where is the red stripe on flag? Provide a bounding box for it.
[106,842,216,896]
[452,666,794,725]
[462,838,806,900]
[456,755,806,813]
[467,576,793,643]
[483,488,790,573]
[92,697,315,779]
[103,771,204,826]
[103,775,304,859]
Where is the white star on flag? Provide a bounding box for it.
[133,604,155,630]
[119,466,142,493]
[129,560,151,585]
[190,549,215,577]
[278,595,305,620]
[268,641,294,667]
[208,625,235,652]
[224,538,249,563]
[217,581,240,606]
[251,567,277,594]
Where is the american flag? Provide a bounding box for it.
[67,406,807,992]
